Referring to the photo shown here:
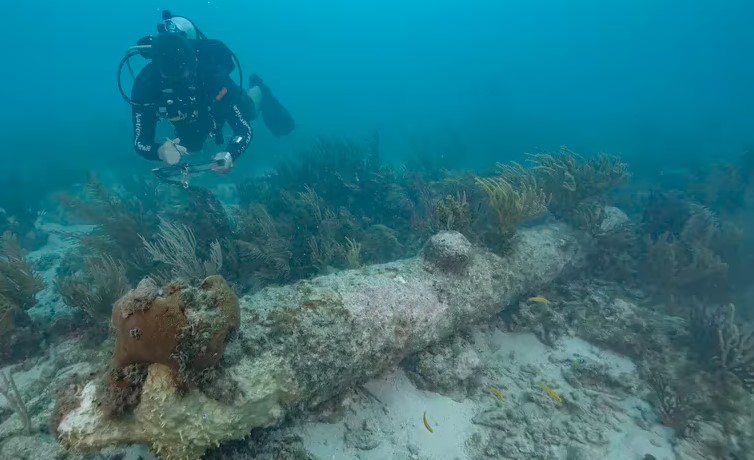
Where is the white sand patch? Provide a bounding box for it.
[25,222,92,316]
[603,404,677,460]
[298,329,677,460]
[299,369,479,460]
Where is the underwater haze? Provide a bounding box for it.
[1,0,753,175]
[4,2,754,459]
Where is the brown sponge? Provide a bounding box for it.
[104,275,240,416]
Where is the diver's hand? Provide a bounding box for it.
[158,137,188,165]
[212,151,234,174]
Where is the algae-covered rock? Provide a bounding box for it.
[407,335,484,398]
[58,357,295,460]
[421,231,474,273]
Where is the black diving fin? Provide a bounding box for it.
[249,74,295,137]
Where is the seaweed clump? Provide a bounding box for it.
[643,368,698,436]
[232,136,428,284]
[643,203,734,304]
[56,213,224,331]
[55,254,130,329]
[0,232,44,364]
[588,219,641,283]
[528,147,630,221]
[689,302,754,392]
[427,192,473,236]
[229,204,292,287]
[140,217,224,282]
[55,174,161,283]
[219,140,634,289]
[475,163,550,250]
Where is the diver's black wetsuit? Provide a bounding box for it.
[130,53,254,161]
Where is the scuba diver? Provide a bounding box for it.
[119,11,295,180]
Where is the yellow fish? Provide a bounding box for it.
[528,295,551,305]
[488,386,505,401]
[422,411,433,433]
[539,383,562,405]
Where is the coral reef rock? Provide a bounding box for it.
[55,225,584,460]
[421,231,474,273]
[600,206,629,233]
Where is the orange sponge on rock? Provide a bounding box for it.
[104,275,239,416]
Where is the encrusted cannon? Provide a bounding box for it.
[56,225,584,460]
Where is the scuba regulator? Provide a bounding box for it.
[117,10,244,107]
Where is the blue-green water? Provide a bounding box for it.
[1,2,754,459]
[1,0,752,176]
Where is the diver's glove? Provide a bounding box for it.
[158,137,187,165]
